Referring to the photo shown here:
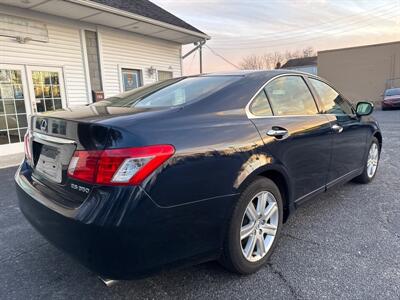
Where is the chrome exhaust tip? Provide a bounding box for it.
[98,276,118,287]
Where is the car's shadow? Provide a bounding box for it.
[13,180,355,299]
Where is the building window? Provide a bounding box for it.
[0,69,27,145]
[32,71,62,113]
[158,70,173,81]
[121,69,142,92]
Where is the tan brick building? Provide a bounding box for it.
[318,41,400,106]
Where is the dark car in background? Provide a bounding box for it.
[382,88,400,110]
[15,71,382,280]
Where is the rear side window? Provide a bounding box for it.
[308,78,353,115]
[265,76,318,116]
[249,90,273,116]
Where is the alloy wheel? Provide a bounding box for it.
[240,191,279,262]
[367,143,379,178]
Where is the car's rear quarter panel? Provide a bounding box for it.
[136,112,263,207]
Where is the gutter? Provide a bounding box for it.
[67,0,211,41]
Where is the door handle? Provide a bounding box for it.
[331,124,343,133]
[267,128,289,139]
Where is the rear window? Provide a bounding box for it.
[385,88,400,96]
[96,76,239,108]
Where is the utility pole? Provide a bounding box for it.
[199,43,203,73]
[182,40,206,74]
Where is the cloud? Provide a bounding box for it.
[152,0,400,74]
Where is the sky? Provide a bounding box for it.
[151,0,400,75]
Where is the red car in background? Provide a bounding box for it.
[382,88,400,110]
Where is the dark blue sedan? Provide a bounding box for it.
[15,70,382,280]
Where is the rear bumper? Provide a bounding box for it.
[15,162,234,279]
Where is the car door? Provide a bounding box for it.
[307,77,369,184]
[249,75,333,201]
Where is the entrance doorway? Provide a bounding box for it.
[0,65,30,147]
[26,66,66,113]
[0,65,66,155]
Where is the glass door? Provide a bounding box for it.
[0,65,30,146]
[26,67,66,113]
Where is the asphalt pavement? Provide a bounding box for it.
[0,110,399,299]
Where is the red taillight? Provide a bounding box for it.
[67,145,175,186]
[68,151,101,183]
[23,131,32,160]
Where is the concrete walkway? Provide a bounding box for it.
[0,153,24,169]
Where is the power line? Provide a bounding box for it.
[211,10,400,50]
[213,10,398,49]
[204,9,399,69]
[214,7,397,47]
[215,3,395,42]
[205,45,240,69]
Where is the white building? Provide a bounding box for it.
[0,0,209,155]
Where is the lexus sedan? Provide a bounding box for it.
[382,87,400,110]
[15,70,382,280]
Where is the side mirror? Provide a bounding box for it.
[356,101,374,116]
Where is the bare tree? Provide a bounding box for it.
[284,50,301,61]
[238,54,265,70]
[238,46,315,70]
[302,46,315,58]
[272,51,284,69]
[239,51,284,70]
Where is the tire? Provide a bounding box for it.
[220,177,283,274]
[353,137,380,184]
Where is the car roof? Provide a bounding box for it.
[198,69,313,79]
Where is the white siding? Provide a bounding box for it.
[99,28,182,98]
[0,5,184,156]
[0,7,183,103]
[0,15,88,106]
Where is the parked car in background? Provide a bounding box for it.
[382,88,400,110]
[15,71,382,281]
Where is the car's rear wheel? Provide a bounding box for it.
[354,137,380,183]
[220,177,283,274]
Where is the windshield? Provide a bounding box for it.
[94,76,240,108]
[385,88,400,96]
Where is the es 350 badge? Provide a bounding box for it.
[70,183,90,194]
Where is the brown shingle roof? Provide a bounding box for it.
[91,0,205,34]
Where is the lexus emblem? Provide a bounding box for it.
[40,119,48,132]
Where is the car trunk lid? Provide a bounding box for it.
[25,105,176,206]
[26,116,111,206]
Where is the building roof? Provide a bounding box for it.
[91,0,205,34]
[281,56,317,68]
[2,0,209,44]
